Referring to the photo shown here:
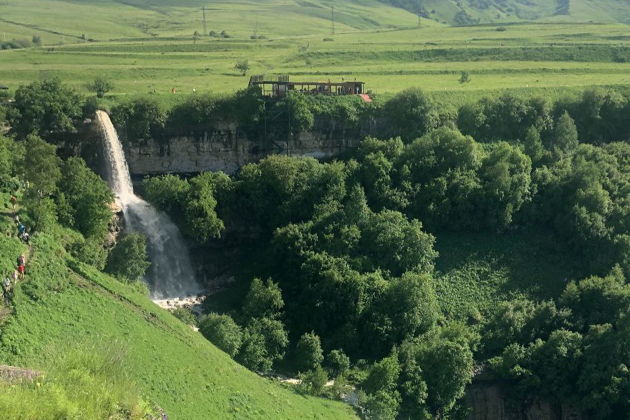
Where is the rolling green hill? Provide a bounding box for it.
[1,0,629,48]
[0,202,357,419]
[381,0,630,25]
[0,0,421,42]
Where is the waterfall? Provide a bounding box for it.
[95,110,201,299]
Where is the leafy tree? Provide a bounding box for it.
[363,389,401,420]
[362,353,402,420]
[68,236,109,270]
[551,111,579,156]
[522,125,546,166]
[8,79,81,140]
[325,349,350,378]
[457,94,552,142]
[0,135,14,186]
[234,60,250,76]
[21,134,61,198]
[363,352,400,394]
[24,196,57,232]
[235,156,340,232]
[382,88,438,141]
[298,366,328,396]
[398,127,483,230]
[459,71,471,84]
[56,157,113,238]
[559,268,629,330]
[555,88,628,144]
[86,77,114,98]
[354,137,407,211]
[242,277,284,320]
[385,273,440,341]
[199,313,243,357]
[295,332,324,372]
[183,172,226,242]
[361,211,437,275]
[404,331,474,418]
[142,174,190,217]
[237,317,288,373]
[105,233,151,283]
[111,97,166,144]
[480,299,570,358]
[479,142,532,229]
[237,328,269,372]
[361,273,439,358]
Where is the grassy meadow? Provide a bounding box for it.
[1,0,630,105]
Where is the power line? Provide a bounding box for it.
[331,5,335,35]
[202,6,208,36]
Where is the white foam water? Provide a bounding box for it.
[96,110,201,299]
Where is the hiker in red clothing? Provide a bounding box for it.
[17,264,25,280]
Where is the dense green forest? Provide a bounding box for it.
[1,80,629,419]
[0,81,356,419]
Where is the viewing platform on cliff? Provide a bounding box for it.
[249,75,365,98]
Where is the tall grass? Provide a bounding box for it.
[0,344,156,420]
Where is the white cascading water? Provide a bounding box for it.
[95,110,201,299]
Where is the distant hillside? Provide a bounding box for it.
[379,0,630,24]
[0,0,421,42]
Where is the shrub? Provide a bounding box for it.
[171,307,198,327]
[295,332,324,372]
[86,77,114,98]
[105,233,151,283]
[199,313,243,357]
[325,349,350,378]
[298,366,328,396]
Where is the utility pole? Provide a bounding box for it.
[202,6,208,36]
[331,6,335,35]
[417,0,422,27]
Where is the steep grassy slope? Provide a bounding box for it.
[0,211,356,419]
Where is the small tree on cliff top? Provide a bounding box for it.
[87,77,114,98]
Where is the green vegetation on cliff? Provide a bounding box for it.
[0,130,357,419]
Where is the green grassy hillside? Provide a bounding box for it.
[0,0,419,42]
[2,21,630,105]
[0,206,356,419]
[381,0,630,25]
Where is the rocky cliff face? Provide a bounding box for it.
[466,380,586,420]
[121,123,360,175]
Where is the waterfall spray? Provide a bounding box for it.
[96,110,201,299]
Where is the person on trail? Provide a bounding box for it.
[9,195,17,210]
[21,232,30,244]
[11,270,18,283]
[17,254,25,266]
[17,223,26,236]
[17,264,25,280]
[2,276,12,300]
